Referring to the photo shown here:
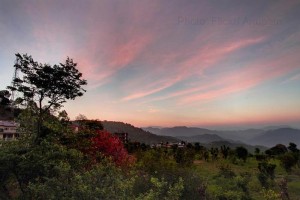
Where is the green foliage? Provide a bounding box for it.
[255,148,260,155]
[76,119,104,131]
[209,172,252,200]
[136,177,184,200]
[217,163,236,179]
[265,144,288,156]
[257,162,276,188]
[174,148,195,167]
[279,152,298,173]
[260,188,280,200]
[210,147,219,161]
[0,139,84,198]
[28,161,136,200]
[137,149,177,175]
[220,145,230,159]
[136,148,208,200]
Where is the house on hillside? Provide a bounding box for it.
[0,121,18,141]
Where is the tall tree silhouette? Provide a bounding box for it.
[7,53,87,142]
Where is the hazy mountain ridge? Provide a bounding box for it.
[143,126,216,137]
[176,134,225,143]
[249,128,300,147]
[202,141,268,153]
[143,126,300,147]
[101,121,179,144]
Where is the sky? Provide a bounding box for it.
[0,0,300,129]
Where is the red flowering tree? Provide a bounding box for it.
[89,130,134,166]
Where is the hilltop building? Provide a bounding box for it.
[0,121,18,141]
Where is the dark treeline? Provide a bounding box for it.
[1,54,300,199]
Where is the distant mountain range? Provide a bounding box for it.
[101,121,179,144]
[142,126,300,147]
[249,128,300,147]
[176,134,224,143]
[2,106,298,148]
[99,121,266,152]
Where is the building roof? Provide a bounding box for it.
[0,121,17,127]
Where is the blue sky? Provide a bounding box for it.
[1,0,300,128]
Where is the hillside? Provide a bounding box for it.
[142,126,264,142]
[202,141,268,153]
[101,121,179,144]
[143,126,300,147]
[219,129,265,142]
[249,128,300,147]
[176,134,225,143]
[143,126,216,137]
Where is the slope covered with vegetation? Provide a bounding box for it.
[102,120,179,144]
[1,54,300,199]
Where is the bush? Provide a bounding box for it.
[235,146,248,162]
[279,152,298,173]
[257,162,276,188]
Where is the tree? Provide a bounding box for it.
[0,90,10,106]
[255,148,260,155]
[265,144,288,156]
[279,152,298,173]
[174,148,195,167]
[89,130,133,166]
[220,145,230,159]
[210,147,219,160]
[75,113,88,121]
[257,162,276,188]
[235,146,248,162]
[7,53,87,142]
[288,142,299,153]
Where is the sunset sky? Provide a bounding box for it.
[0,0,300,129]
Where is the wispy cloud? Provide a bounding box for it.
[1,0,300,127]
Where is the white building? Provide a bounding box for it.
[0,121,18,141]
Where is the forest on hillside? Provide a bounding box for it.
[1,54,300,199]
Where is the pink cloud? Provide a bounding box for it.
[179,49,300,104]
[179,37,265,75]
[121,75,181,101]
[120,35,265,102]
[108,35,152,69]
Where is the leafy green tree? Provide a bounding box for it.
[136,177,184,200]
[209,171,252,200]
[174,148,195,167]
[260,188,281,200]
[217,163,236,179]
[7,53,87,142]
[0,138,85,198]
[28,160,137,200]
